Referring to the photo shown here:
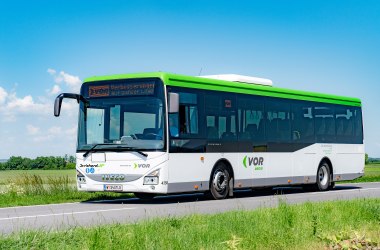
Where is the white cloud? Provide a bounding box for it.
[48,126,62,135]
[48,84,61,95]
[65,126,77,136]
[32,125,76,143]
[6,93,50,114]
[48,68,82,93]
[47,68,56,75]
[26,125,40,135]
[0,87,8,105]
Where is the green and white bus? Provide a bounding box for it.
[54,72,364,200]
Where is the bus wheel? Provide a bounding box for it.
[134,193,156,200]
[210,163,230,200]
[316,162,331,191]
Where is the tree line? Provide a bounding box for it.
[0,155,76,170]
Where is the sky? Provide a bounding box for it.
[0,0,379,158]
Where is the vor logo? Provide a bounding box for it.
[134,163,150,169]
[243,156,264,168]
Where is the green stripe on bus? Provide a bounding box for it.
[83,72,361,107]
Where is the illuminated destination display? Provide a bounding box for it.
[88,82,155,97]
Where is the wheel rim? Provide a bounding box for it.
[212,170,227,193]
[318,165,329,186]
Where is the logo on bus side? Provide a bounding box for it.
[243,156,264,170]
[134,163,150,169]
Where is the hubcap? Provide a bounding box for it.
[213,170,227,192]
[318,165,329,186]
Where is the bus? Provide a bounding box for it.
[54,72,364,200]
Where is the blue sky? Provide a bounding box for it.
[0,0,379,158]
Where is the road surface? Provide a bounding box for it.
[1,182,380,235]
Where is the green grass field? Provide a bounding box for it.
[0,199,379,249]
[0,164,378,208]
[0,169,76,185]
[346,163,380,183]
[0,164,378,185]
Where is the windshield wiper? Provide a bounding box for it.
[82,144,148,158]
[112,146,148,158]
[83,143,114,158]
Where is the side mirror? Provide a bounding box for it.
[168,93,179,113]
[54,93,86,117]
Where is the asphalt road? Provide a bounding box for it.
[1,182,380,235]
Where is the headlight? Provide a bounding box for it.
[143,169,160,185]
[144,176,159,185]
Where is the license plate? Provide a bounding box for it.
[104,184,123,191]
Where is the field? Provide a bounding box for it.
[0,164,378,208]
[0,199,379,249]
[344,163,380,183]
[0,169,76,185]
[0,170,130,208]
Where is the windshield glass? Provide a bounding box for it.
[77,79,166,151]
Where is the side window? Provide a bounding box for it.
[335,106,354,143]
[291,101,315,143]
[169,91,200,138]
[205,92,237,141]
[266,99,291,142]
[353,108,363,143]
[314,105,336,143]
[335,106,363,144]
[237,95,265,142]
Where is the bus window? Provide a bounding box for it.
[237,96,265,142]
[205,92,236,141]
[266,99,291,143]
[291,101,314,143]
[314,105,336,143]
[178,93,199,136]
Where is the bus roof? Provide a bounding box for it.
[84,72,361,107]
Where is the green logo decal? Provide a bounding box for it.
[99,164,105,168]
[243,156,247,168]
[134,163,138,169]
[242,156,264,169]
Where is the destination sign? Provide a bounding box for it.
[88,82,155,98]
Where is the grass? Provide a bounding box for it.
[0,163,378,208]
[0,169,76,185]
[346,163,380,183]
[0,173,131,208]
[0,199,379,249]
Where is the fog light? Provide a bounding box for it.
[144,176,159,185]
[77,170,86,184]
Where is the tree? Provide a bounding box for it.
[365,153,369,165]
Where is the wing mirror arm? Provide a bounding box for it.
[54,93,88,117]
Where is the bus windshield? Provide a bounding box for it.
[77,79,166,152]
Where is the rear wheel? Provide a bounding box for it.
[316,161,331,191]
[134,193,156,200]
[210,163,231,200]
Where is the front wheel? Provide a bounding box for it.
[210,163,231,200]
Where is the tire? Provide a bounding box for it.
[316,161,331,191]
[210,162,231,200]
[134,193,156,200]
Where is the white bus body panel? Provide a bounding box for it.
[76,144,364,194]
[76,152,169,194]
[166,143,364,193]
